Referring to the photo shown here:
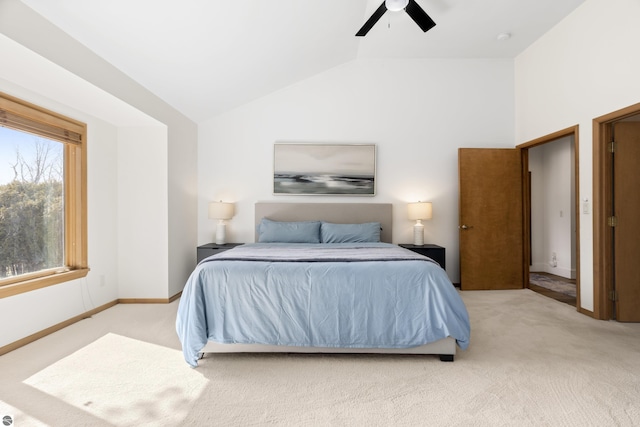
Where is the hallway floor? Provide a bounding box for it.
[529,272,577,307]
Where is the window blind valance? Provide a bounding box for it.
[0,93,84,145]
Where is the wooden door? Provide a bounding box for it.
[458,148,524,290]
[613,122,640,322]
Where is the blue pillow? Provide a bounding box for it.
[257,218,321,243]
[320,222,381,243]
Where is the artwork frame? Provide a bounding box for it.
[273,143,376,196]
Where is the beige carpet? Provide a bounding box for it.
[23,334,208,426]
[1,290,639,426]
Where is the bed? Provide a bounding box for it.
[176,202,470,367]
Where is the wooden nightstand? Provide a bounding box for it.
[197,243,243,263]
[399,244,446,271]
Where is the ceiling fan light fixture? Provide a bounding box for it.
[385,0,409,12]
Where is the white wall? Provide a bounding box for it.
[117,127,169,299]
[166,123,198,297]
[529,137,576,278]
[0,1,197,346]
[515,0,640,311]
[199,58,515,283]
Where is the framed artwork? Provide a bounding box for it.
[273,143,376,196]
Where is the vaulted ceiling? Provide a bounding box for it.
[20,0,586,122]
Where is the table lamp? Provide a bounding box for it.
[209,201,235,244]
[407,201,432,246]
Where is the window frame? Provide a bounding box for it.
[0,92,88,298]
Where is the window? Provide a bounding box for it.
[0,92,88,298]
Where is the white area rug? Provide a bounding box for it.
[2,290,640,426]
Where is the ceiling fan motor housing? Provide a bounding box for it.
[385,0,409,12]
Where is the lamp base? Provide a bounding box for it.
[413,221,424,246]
[215,221,227,245]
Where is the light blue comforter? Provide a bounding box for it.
[176,243,470,367]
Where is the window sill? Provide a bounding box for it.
[0,268,90,299]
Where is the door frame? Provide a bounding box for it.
[517,125,581,311]
[593,102,640,320]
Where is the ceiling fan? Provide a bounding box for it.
[356,0,436,37]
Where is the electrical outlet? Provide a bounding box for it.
[99,274,106,287]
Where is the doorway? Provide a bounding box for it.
[593,104,640,321]
[518,126,580,309]
[527,137,577,306]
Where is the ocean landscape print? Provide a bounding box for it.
[274,143,376,195]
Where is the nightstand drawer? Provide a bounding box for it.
[398,244,446,271]
[197,243,243,263]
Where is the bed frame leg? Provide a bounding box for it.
[198,352,205,360]
[439,354,454,362]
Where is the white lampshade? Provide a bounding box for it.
[407,202,433,221]
[208,201,235,220]
[385,0,409,12]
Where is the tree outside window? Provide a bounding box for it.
[0,129,64,279]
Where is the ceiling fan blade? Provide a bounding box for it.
[355,1,388,37]
[405,0,436,32]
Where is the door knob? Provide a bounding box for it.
[459,224,473,230]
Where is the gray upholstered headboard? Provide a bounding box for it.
[255,202,392,243]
